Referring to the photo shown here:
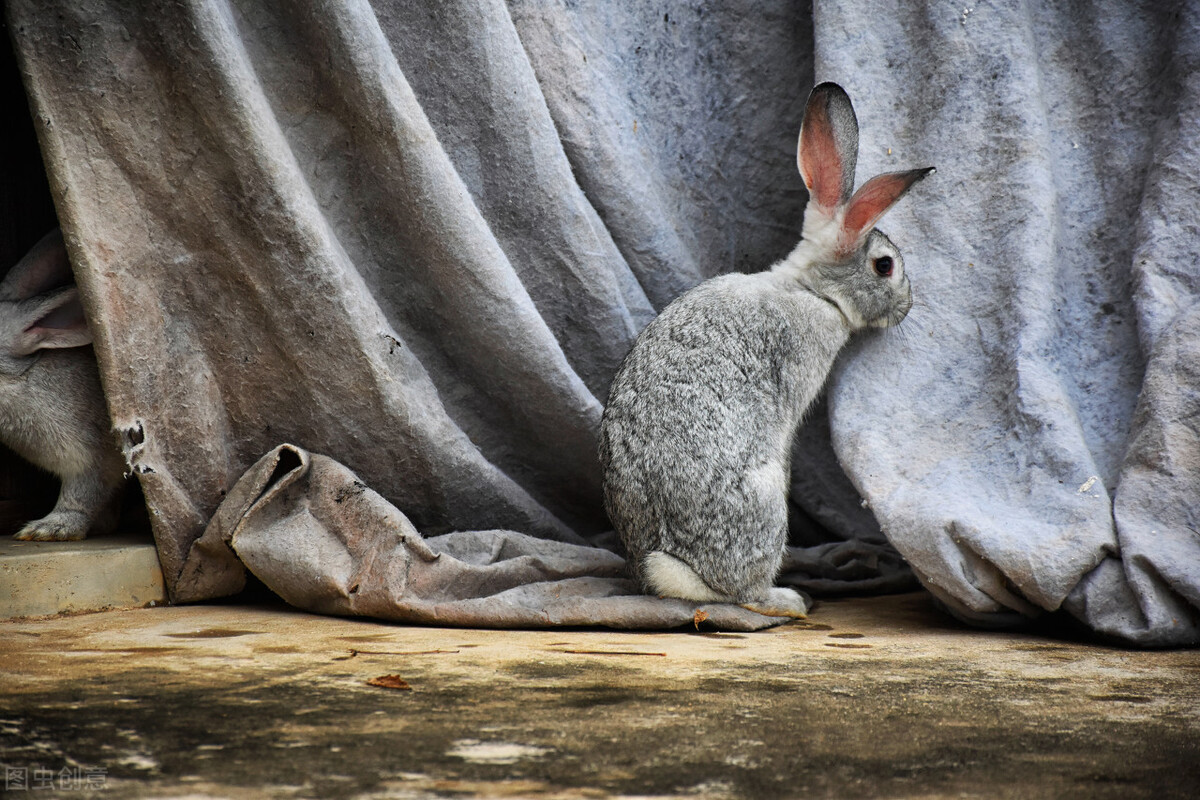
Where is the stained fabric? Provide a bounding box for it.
[5,0,1197,643]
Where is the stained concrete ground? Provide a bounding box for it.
[1,591,1198,800]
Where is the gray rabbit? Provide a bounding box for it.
[0,229,125,541]
[599,83,932,617]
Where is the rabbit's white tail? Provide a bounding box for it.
[642,551,728,602]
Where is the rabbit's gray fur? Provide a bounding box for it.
[0,229,125,541]
[599,83,932,616]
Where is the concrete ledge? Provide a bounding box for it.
[0,533,166,619]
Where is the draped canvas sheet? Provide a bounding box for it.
[817,0,1200,644]
[6,0,1198,643]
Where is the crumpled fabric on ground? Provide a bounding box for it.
[190,444,787,630]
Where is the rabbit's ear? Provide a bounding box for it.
[840,167,935,247]
[10,286,92,357]
[0,229,72,303]
[798,83,859,214]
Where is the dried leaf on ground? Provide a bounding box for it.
[367,674,413,690]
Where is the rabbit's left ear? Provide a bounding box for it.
[798,83,860,214]
[840,167,935,250]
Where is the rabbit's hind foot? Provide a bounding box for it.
[741,587,810,619]
[642,552,809,619]
[13,510,90,541]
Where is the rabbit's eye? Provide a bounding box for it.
[873,256,894,277]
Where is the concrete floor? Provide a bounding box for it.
[2,592,1197,799]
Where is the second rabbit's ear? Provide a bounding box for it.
[9,286,92,357]
[798,82,859,214]
[0,229,72,303]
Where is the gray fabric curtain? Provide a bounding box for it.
[813,0,1200,645]
[6,0,1198,644]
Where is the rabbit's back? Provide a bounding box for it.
[600,271,848,598]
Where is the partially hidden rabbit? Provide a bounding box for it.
[599,83,933,617]
[0,228,126,541]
